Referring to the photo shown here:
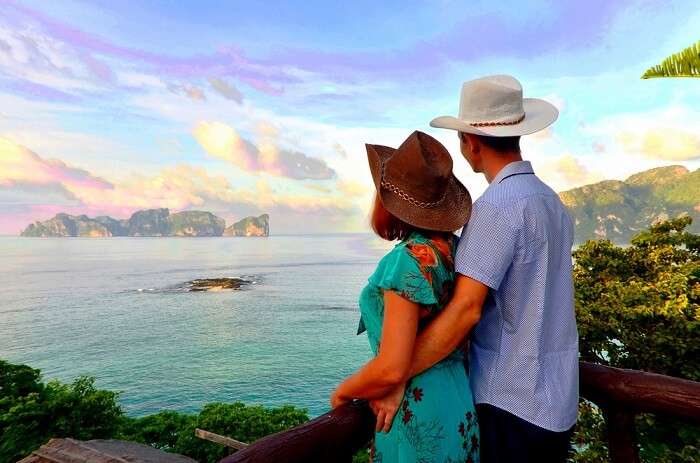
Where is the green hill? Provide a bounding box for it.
[559,165,700,243]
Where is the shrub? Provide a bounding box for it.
[0,361,122,462]
[572,217,699,462]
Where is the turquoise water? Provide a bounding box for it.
[0,235,392,417]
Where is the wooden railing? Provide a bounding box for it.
[219,362,700,463]
[579,362,700,463]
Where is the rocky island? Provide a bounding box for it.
[20,209,269,238]
[186,277,252,291]
[224,213,270,237]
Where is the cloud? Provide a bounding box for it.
[332,142,348,158]
[0,137,113,192]
[193,120,336,180]
[208,77,243,103]
[1,1,297,96]
[535,153,603,191]
[617,128,700,161]
[336,179,371,198]
[588,105,700,162]
[0,0,661,108]
[168,83,206,101]
[0,138,361,233]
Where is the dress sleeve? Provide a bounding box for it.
[369,244,439,306]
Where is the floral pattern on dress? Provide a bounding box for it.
[359,231,480,463]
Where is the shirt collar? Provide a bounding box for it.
[491,160,535,184]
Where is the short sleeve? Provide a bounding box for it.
[369,245,438,306]
[455,201,517,290]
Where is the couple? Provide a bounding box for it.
[331,75,579,463]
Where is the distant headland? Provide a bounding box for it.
[20,209,269,237]
[559,165,699,243]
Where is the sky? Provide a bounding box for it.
[1,0,699,234]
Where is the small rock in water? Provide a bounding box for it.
[188,278,251,292]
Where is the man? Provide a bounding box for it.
[370,75,578,462]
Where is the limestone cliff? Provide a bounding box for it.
[21,213,111,237]
[169,211,225,236]
[223,214,270,237]
[21,210,268,238]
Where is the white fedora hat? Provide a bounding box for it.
[430,75,558,137]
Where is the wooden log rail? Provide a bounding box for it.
[579,362,700,463]
[219,362,700,463]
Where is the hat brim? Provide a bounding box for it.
[366,144,472,232]
[429,98,558,137]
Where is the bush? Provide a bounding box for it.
[572,217,700,462]
[0,361,122,462]
[0,359,309,463]
[120,402,309,462]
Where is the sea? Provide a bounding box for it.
[0,234,394,417]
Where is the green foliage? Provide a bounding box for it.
[116,411,195,452]
[120,402,308,462]
[572,217,700,462]
[0,358,309,463]
[0,360,123,463]
[642,40,700,78]
[353,448,370,463]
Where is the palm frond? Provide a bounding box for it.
[641,40,700,79]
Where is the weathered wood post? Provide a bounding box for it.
[602,407,640,463]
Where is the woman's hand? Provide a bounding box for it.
[369,382,406,433]
[330,386,351,409]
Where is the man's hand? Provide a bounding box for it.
[369,382,406,433]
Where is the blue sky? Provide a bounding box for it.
[0,0,699,233]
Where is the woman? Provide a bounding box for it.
[331,131,479,462]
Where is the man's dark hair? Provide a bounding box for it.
[461,132,521,153]
[477,135,520,153]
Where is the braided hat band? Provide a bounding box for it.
[469,113,526,127]
[379,162,446,209]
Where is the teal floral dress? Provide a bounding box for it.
[357,231,480,463]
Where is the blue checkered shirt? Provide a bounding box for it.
[456,160,579,432]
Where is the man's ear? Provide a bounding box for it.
[465,133,480,155]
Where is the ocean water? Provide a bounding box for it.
[0,235,393,417]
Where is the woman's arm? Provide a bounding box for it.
[368,275,489,432]
[331,290,419,407]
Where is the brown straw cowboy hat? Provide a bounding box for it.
[366,131,472,232]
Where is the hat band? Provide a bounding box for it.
[380,163,446,209]
[469,112,525,127]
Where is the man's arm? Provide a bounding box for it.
[371,200,516,432]
[370,275,488,432]
[407,274,489,378]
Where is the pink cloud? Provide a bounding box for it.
[0,138,360,234]
[192,121,335,180]
[0,138,113,191]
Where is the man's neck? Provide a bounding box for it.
[483,151,523,183]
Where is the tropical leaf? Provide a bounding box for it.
[642,40,700,78]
